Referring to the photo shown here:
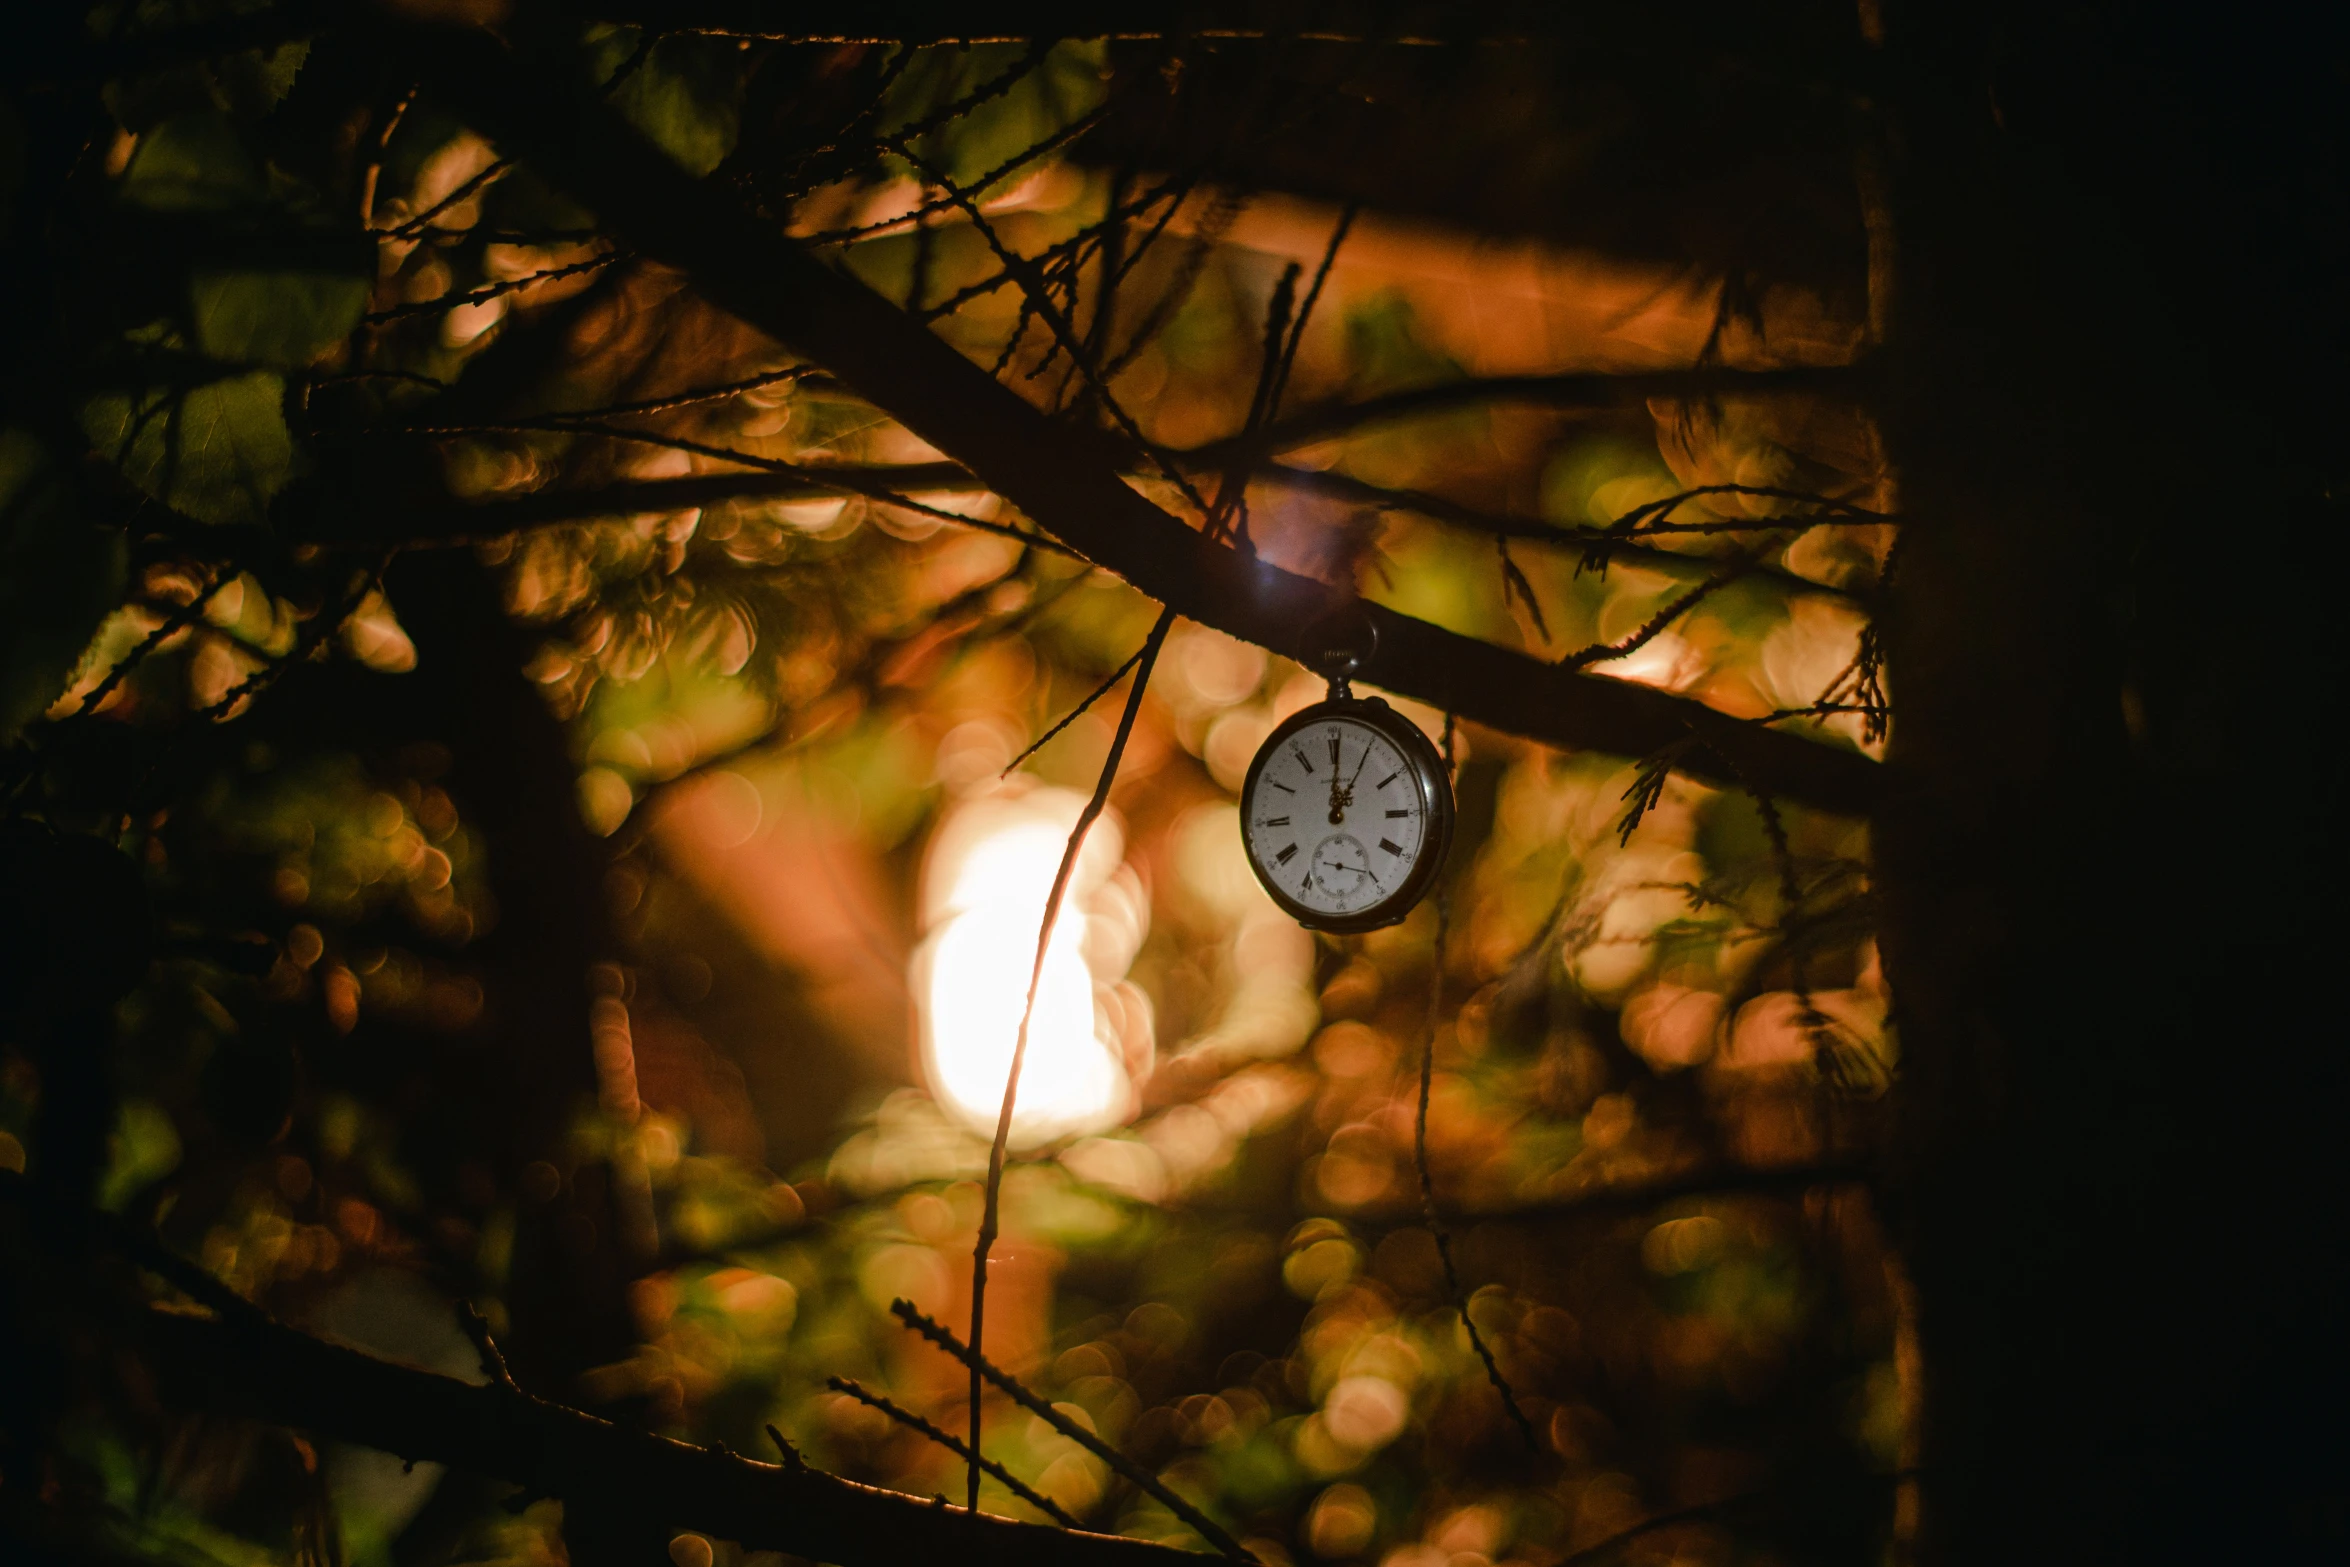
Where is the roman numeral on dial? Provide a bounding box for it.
[1274,844,1298,865]
[1262,816,1290,827]
[1379,838,1404,856]
[1385,809,1409,818]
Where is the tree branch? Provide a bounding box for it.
[1243,462,1858,600]
[128,1304,1204,1567]
[0,1172,1204,1567]
[377,22,1887,816]
[1188,366,1869,463]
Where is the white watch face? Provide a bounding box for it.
[1246,715,1428,920]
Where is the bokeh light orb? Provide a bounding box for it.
[913,786,1147,1147]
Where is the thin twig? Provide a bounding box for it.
[894,1300,1252,1561]
[779,40,1034,200]
[1264,202,1354,421]
[1581,485,1887,576]
[456,1301,519,1392]
[74,572,233,715]
[1561,552,1766,672]
[1097,185,1243,383]
[530,363,821,421]
[884,41,1052,148]
[826,1377,1079,1528]
[967,605,1176,1517]
[598,26,665,99]
[363,250,627,324]
[774,42,914,187]
[376,156,514,240]
[804,100,1108,246]
[1000,636,1156,778]
[404,419,1082,557]
[886,141,1213,519]
[630,557,1080,814]
[1218,463,1867,605]
[357,84,416,227]
[1205,261,1299,548]
[1745,786,1848,1086]
[192,556,389,723]
[1416,714,1542,1454]
[1615,736,1698,846]
[1209,374,1873,464]
[1497,536,1551,643]
[915,172,1192,326]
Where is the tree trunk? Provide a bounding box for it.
[1872,5,2348,1560]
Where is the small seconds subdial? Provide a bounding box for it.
[1244,716,1427,920]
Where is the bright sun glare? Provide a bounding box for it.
[915,787,1145,1148]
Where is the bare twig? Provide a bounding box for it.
[1199,373,1871,464]
[766,1422,807,1470]
[73,571,233,715]
[1616,737,1698,845]
[1000,634,1157,778]
[1497,536,1552,643]
[893,1300,1251,1561]
[968,605,1176,1512]
[1580,485,1886,577]
[357,83,416,227]
[1744,786,1852,1087]
[530,363,822,421]
[405,419,1082,557]
[598,26,665,99]
[780,39,1041,202]
[1416,714,1542,1454]
[805,100,1109,245]
[827,1377,1080,1528]
[883,40,1051,148]
[915,171,1192,326]
[192,556,390,722]
[363,250,627,324]
[376,156,514,240]
[767,42,913,192]
[1098,185,1244,383]
[886,140,1213,520]
[1201,261,1299,548]
[1222,464,1864,604]
[1264,202,1354,422]
[456,1301,518,1391]
[1561,552,1766,672]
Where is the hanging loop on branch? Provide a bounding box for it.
[1299,600,1379,698]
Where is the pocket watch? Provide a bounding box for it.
[1239,616,1454,933]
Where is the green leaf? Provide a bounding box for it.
[0,430,128,740]
[885,41,1109,192]
[118,113,267,212]
[191,269,368,368]
[603,34,749,178]
[81,369,293,527]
